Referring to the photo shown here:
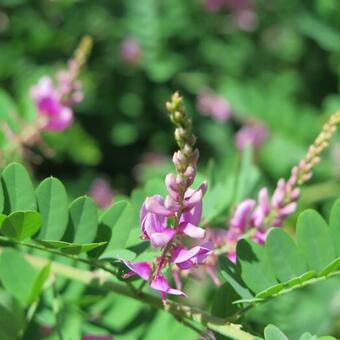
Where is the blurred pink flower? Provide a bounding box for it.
[197,90,232,122]
[232,9,258,32]
[31,55,84,132]
[31,77,73,132]
[89,177,114,209]
[235,122,268,151]
[120,37,142,66]
[203,0,225,12]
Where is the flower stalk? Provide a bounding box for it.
[223,110,340,260]
[122,92,211,301]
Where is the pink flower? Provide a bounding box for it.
[235,122,268,151]
[31,77,73,132]
[89,178,114,209]
[232,9,258,32]
[122,261,152,281]
[150,274,185,301]
[172,244,212,270]
[120,37,142,66]
[197,90,232,122]
[229,199,256,236]
[141,195,176,248]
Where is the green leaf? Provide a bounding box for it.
[67,196,98,243]
[36,177,69,240]
[0,184,4,213]
[0,249,37,305]
[99,201,135,256]
[0,291,26,340]
[329,198,340,257]
[285,271,315,288]
[99,249,136,261]
[256,283,284,299]
[236,239,277,293]
[297,210,336,273]
[318,257,340,277]
[1,163,36,213]
[211,282,240,318]
[0,214,6,228]
[27,263,51,304]
[299,333,317,340]
[266,228,308,282]
[37,240,107,255]
[0,89,18,124]
[264,324,289,340]
[219,257,253,300]
[1,211,41,241]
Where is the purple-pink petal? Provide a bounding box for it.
[230,199,256,231]
[279,202,297,217]
[180,222,205,239]
[258,188,270,215]
[150,229,176,248]
[144,196,173,216]
[150,274,185,296]
[122,261,151,281]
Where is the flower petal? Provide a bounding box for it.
[122,261,151,281]
[144,196,173,216]
[180,222,205,239]
[150,274,170,292]
[150,229,176,248]
[172,246,201,264]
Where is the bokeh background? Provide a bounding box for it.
[1,0,340,338]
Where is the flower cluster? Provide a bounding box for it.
[196,89,232,122]
[122,93,211,301]
[235,121,268,151]
[225,111,340,261]
[31,36,92,132]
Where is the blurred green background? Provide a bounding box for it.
[1,0,340,194]
[1,0,340,338]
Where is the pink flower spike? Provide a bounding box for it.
[144,196,173,216]
[122,261,152,281]
[179,222,205,239]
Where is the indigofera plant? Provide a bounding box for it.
[224,110,340,261]
[122,93,210,301]
[0,94,339,339]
